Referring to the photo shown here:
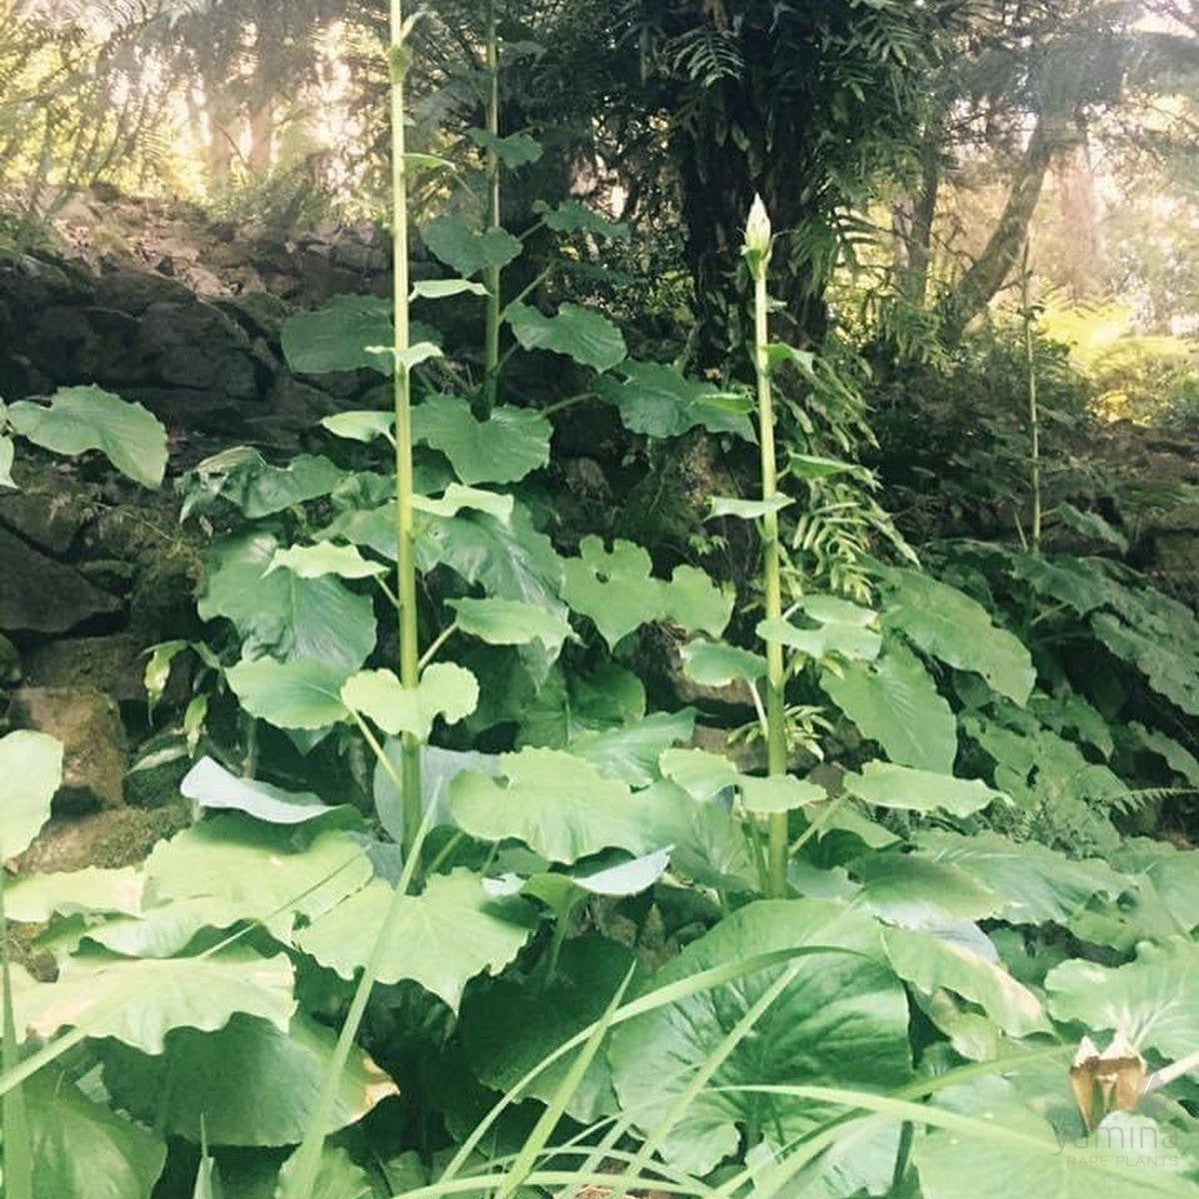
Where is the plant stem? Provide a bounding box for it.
[1022,237,1041,554]
[390,0,423,860]
[752,267,789,899]
[481,0,502,414]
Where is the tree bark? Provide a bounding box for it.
[939,109,1079,342]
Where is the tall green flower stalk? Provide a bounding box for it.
[743,195,789,899]
[1020,237,1042,554]
[481,0,502,413]
[391,0,423,852]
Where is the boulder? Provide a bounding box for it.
[0,487,90,556]
[94,269,195,315]
[24,634,149,703]
[138,300,258,399]
[9,685,127,811]
[16,801,189,873]
[0,526,121,633]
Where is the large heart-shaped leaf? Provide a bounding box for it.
[506,301,626,372]
[595,362,754,441]
[844,761,1007,818]
[341,663,478,740]
[225,657,351,731]
[608,899,910,1175]
[850,854,1002,926]
[0,729,62,858]
[562,537,733,649]
[183,449,346,520]
[9,385,168,488]
[915,1080,1199,1199]
[281,295,394,375]
[448,596,572,655]
[449,747,654,863]
[98,1012,395,1146]
[878,566,1036,704]
[144,814,373,937]
[180,756,337,824]
[460,937,639,1124]
[822,641,957,772]
[423,216,522,277]
[883,925,1049,1038]
[27,1070,166,1199]
[565,710,695,787]
[5,866,142,922]
[758,594,881,663]
[266,541,386,580]
[915,830,1130,925]
[1113,838,1199,933]
[412,394,551,485]
[199,531,377,670]
[1045,937,1199,1059]
[13,948,294,1053]
[295,869,536,1012]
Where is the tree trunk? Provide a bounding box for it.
[1054,136,1105,301]
[899,126,942,308]
[249,100,274,173]
[939,110,1079,343]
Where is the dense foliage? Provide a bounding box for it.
[1,2,1198,1199]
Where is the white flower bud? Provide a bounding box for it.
[743,194,772,257]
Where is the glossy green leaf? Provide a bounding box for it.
[281,295,393,376]
[506,301,626,372]
[659,747,740,801]
[0,730,62,858]
[461,937,638,1124]
[879,566,1036,704]
[413,483,515,523]
[295,869,535,1011]
[27,1070,166,1199]
[411,278,489,300]
[915,1080,1199,1199]
[708,495,793,520]
[184,449,346,520]
[536,198,628,239]
[98,1012,395,1147]
[596,362,754,440]
[14,948,294,1053]
[915,830,1130,925]
[883,926,1049,1038]
[266,542,386,580]
[739,774,825,813]
[609,899,910,1174]
[412,393,551,485]
[448,597,572,654]
[758,594,881,662]
[468,128,543,167]
[562,536,733,649]
[226,657,351,730]
[423,216,522,277]
[320,410,394,442]
[850,854,1002,926]
[6,866,142,922]
[145,814,373,936]
[845,761,1006,817]
[275,1146,374,1199]
[822,641,957,772]
[341,663,478,740]
[1046,937,1199,1059]
[9,385,167,488]
[1113,838,1199,933]
[0,434,14,488]
[680,640,766,686]
[180,756,336,824]
[559,711,694,787]
[450,747,654,864]
[199,531,377,671]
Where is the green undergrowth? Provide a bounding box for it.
[2,9,1199,1199]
